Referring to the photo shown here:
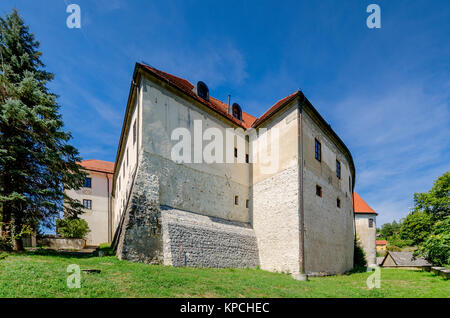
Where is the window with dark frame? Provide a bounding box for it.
[246,199,249,209]
[126,149,129,167]
[133,120,137,144]
[349,176,352,192]
[336,160,341,179]
[316,185,322,197]
[315,139,321,162]
[83,199,92,210]
[83,177,92,188]
[337,198,341,208]
[369,218,374,228]
[245,154,249,163]
[234,147,238,158]
[234,195,239,205]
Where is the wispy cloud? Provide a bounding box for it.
[329,80,450,225]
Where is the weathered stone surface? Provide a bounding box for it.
[161,206,259,268]
[116,156,163,264]
[253,164,301,274]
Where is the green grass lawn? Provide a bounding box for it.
[0,250,448,298]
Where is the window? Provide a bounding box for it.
[234,147,238,158]
[83,177,92,188]
[315,139,321,162]
[246,199,249,208]
[245,154,249,163]
[231,103,242,120]
[133,120,137,144]
[369,218,374,228]
[83,199,92,210]
[336,160,341,179]
[316,185,322,197]
[196,81,209,101]
[234,195,239,205]
[337,198,341,208]
[349,176,352,192]
[126,149,129,167]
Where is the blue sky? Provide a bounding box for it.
[0,0,448,225]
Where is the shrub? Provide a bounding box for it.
[386,245,401,252]
[353,238,367,269]
[56,218,90,239]
[415,216,450,266]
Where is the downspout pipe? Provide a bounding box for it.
[296,91,308,281]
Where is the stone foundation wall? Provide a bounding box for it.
[116,157,163,264]
[161,207,259,268]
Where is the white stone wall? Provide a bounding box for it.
[252,103,301,274]
[301,111,354,275]
[252,164,301,274]
[161,207,259,268]
[355,214,377,265]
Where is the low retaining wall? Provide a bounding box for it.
[161,206,260,268]
[37,238,86,250]
[430,267,450,279]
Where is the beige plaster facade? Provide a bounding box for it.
[65,160,113,246]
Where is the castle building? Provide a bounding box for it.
[106,62,356,277]
[353,192,377,266]
[65,159,114,245]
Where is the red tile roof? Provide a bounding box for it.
[79,159,114,174]
[376,240,387,245]
[353,192,377,215]
[139,63,256,128]
[251,91,300,127]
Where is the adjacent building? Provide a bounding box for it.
[376,240,387,252]
[353,192,377,266]
[109,62,356,277]
[65,159,114,246]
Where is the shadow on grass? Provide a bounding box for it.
[24,248,97,259]
[345,266,369,274]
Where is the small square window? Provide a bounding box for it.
[246,199,249,208]
[234,195,239,205]
[336,160,341,179]
[83,199,92,210]
[84,177,92,188]
[316,185,322,197]
[337,198,341,208]
[234,147,238,158]
[245,154,249,163]
[315,139,321,162]
[369,218,374,228]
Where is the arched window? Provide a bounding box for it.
[196,81,209,101]
[231,103,242,120]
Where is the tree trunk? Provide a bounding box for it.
[13,238,23,251]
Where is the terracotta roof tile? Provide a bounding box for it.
[353,192,377,215]
[139,63,255,129]
[79,159,114,174]
[251,91,300,127]
[376,240,387,245]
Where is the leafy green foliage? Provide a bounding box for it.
[56,218,90,239]
[413,172,450,220]
[400,211,434,245]
[415,216,450,266]
[353,238,367,268]
[0,9,86,249]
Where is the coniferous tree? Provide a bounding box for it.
[0,9,86,250]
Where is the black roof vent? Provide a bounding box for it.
[196,81,209,101]
[231,103,242,121]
